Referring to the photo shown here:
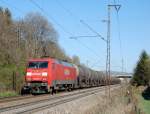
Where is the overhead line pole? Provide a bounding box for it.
[106,4,121,99]
[107,5,111,99]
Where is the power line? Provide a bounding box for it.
[113,0,124,73]
[55,0,122,100]
[80,20,107,42]
[54,0,107,67]
[71,38,106,65]
[75,39,102,59]
[55,0,106,43]
[70,37,106,65]
[54,0,106,65]
[0,0,24,15]
[109,0,124,73]
[70,35,99,39]
[55,0,78,20]
[113,0,117,4]
[116,11,124,73]
[30,0,105,66]
[69,36,106,66]
[30,0,73,36]
[2,0,103,66]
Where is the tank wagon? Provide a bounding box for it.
[21,58,120,94]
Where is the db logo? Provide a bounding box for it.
[64,69,70,75]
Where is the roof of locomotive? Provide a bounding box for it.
[28,58,72,64]
[29,58,54,62]
[28,58,77,68]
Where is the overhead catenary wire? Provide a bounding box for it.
[30,0,105,66]
[113,0,117,4]
[54,0,107,67]
[0,0,24,15]
[74,39,102,59]
[116,11,124,73]
[2,0,121,71]
[30,0,73,36]
[113,0,124,72]
[80,20,107,42]
[55,0,78,20]
[70,35,100,39]
[2,0,103,65]
[55,0,107,42]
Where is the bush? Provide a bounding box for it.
[0,64,25,93]
[131,51,150,86]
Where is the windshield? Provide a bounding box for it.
[28,61,48,68]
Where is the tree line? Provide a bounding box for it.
[0,7,80,92]
[131,50,150,86]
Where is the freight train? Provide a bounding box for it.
[21,57,120,94]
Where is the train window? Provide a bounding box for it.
[55,60,73,67]
[39,62,48,68]
[28,61,48,68]
[61,61,66,66]
[61,61,73,67]
[28,62,37,68]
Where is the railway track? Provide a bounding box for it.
[0,94,49,103]
[0,85,119,114]
[0,95,32,103]
[0,87,101,104]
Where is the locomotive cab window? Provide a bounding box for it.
[28,61,48,68]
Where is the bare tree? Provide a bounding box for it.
[72,55,80,65]
[0,9,74,91]
[15,12,58,58]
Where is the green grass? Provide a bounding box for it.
[134,86,150,114]
[0,91,18,98]
[138,94,150,114]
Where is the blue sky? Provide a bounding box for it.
[1,0,150,73]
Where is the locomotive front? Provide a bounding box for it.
[23,59,51,94]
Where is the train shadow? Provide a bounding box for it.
[142,86,150,100]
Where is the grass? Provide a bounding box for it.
[134,86,150,114]
[0,90,18,98]
[84,85,133,114]
[130,86,150,114]
[138,95,150,114]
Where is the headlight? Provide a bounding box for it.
[26,72,32,76]
[42,72,48,77]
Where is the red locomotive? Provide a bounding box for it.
[22,57,120,94]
